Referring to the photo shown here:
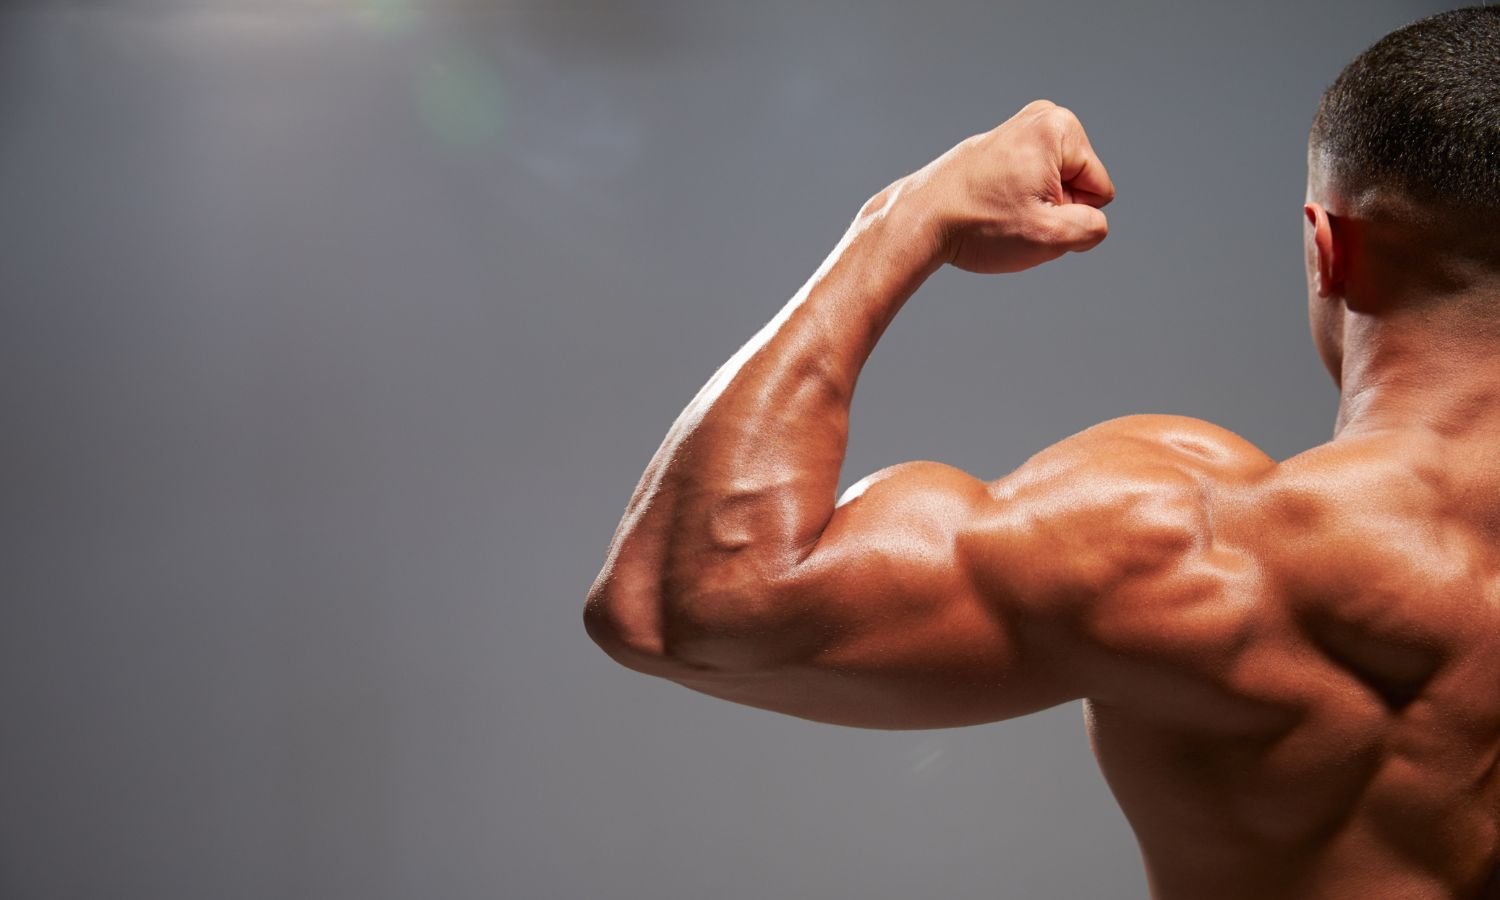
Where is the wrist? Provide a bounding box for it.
[853,177,950,279]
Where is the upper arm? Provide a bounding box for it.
[657,415,1277,730]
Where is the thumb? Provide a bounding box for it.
[1047,203,1109,252]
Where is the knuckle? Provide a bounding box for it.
[1041,105,1079,132]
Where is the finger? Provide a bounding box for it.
[1058,122,1115,207]
[1068,186,1114,209]
[1048,204,1109,252]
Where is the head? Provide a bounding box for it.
[1305,6,1500,386]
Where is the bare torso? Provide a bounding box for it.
[1089,429,1500,899]
[583,101,1500,899]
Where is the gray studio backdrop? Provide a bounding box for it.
[0,1,1458,898]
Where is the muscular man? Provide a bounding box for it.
[584,8,1500,898]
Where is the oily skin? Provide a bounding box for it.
[585,101,1500,899]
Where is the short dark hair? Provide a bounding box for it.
[1311,6,1500,216]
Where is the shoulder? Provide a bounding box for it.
[978,416,1276,567]
[1251,431,1466,609]
[1019,414,1276,479]
[1256,430,1443,523]
[968,416,1278,669]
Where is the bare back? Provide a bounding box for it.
[1089,429,1500,899]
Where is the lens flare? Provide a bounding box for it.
[351,0,418,34]
[418,51,505,149]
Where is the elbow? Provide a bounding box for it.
[584,558,798,675]
[583,566,669,670]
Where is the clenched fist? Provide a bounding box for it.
[869,100,1116,275]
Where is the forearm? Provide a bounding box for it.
[585,186,944,668]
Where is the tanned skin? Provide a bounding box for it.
[584,101,1500,899]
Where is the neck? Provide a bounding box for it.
[1334,306,1500,440]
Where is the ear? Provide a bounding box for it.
[1303,202,1344,298]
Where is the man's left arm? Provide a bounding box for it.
[584,102,1121,729]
